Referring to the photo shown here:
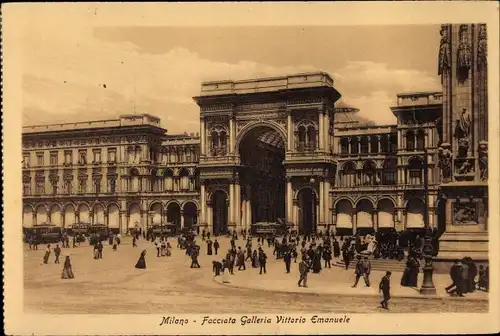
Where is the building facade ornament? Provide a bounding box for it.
[457,25,472,73]
[438,24,451,76]
[478,141,488,181]
[477,24,488,67]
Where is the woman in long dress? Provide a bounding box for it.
[207,239,213,255]
[43,244,51,264]
[161,241,166,257]
[61,256,74,279]
[252,250,258,268]
[400,257,412,286]
[135,250,147,269]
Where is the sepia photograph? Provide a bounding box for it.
[3,2,499,335]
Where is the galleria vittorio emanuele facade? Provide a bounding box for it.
[22,24,489,263]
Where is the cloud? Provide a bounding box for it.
[21,25,441,132]
[332,61,441,124]
[21,25,318,132]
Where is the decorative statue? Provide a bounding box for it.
[437,146,452,180]
[454,108,471,157]
[477,24,488,67]
[438,25,451,76]
[478,142,488,181]
[457,25,472,71]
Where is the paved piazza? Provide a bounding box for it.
[24,236,487,314]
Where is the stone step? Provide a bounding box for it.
[334,259,407,272]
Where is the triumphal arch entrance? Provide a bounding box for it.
[193,72,341,234]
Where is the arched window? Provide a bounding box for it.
[341,161,357,187]
[129,168,140,192]
[370,136,378,154]
[340,137,349,155]
[382,159,397,185]
[307,126,316,151]
[351,137,359,154]
[179,168,190,191]
[210,131,218,156]
[150,169,158,192]
[416,130,425,150]
[219,131,227,155]
[362,161,377,185]
[360,137,369,154]
[406,130,415,151]
[390,134,398,152]
[407,157,423,185]
[164,169,174,192]
[298,126,306,151]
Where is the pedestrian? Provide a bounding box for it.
[97,241,103,259]
[237,247,246,271]
[112,237,118,251]
[477,265,489,291]
[135,250,147,269]
[323,247,332,268]
[352,256,369,287]
[28,236,33,250]
[190,246,201,268]
[155,241,160,257]
[362,256,372,287]
[43,244,51,264]
[207,238,213,255]
[445,260,464,296]
[214,239,220,255]
[202,229,206,242]
[379,271,392,309]
[61,256,74,279]
[54,244,61,264]
[258,248,267,275]
[212,260,223,277]
[132,236,137,248]
[166,241,172,256]
[461,258,470,294]
[252,250,259,268]
[221,259,230,284]
[298,256,310,287]
[333,238,340,260]
[283,249,292,273]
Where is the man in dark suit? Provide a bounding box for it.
[379,271,392,309]
[445,260,464,296]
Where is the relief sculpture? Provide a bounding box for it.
[453,202,478,225]
[478,141,488,181]
[454,108,471,158]
[438,24,451,76]
[437,145,452,181]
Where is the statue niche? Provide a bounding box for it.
[454,108,471,158]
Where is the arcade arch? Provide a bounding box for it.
[297,188,317,235]
[108,204,120,229]
[93,203,105,224]
[356,199,374,228]
[211,190,228,235]
[23,205,33,228]
[64,204,76,227]
[128,203,141,229]
[183,202,198,229]
[335,199,354,229]
[49,204,62,227]
[406,198,425,228]
[35,205,48,225]
[166,202,181,228]
[150,202,163,224]
[377,199,395,228]
[78,204,90,223]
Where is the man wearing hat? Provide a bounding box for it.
[379,271,392,309]
[351,255,369,287]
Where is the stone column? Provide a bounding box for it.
[352,213,357,234]
[292,199,299,233]
[207,200,213,233]
[319,179,325,224]
[119,211,126,235]
[229,118,235,154]
[235,180,241,228]
[324,179,330,226]
[318,112,324,150]
[324,111,330,150]
[372,210,378,230]
[246,185,252,230]
[286,177,293,224]
[200,183,206,225]
[332,211,337,233]
[180,210,185,229]
[287,113,293,151]
[348,137,352,154]
[229,181,235,225]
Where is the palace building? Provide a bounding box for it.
[22,24,489,262]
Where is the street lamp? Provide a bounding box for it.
[420,147,436,295]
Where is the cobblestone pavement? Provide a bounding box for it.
[24,236,488,314]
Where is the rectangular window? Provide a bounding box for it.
[107,148,116,163]
[409,170,422,185]
[23,183,31,195]
[36,182,45,194]
[78,150,87,165]
[52,181,58,195]
[64,151,73,165]
[36,152,44,166]
[50,152,58,166]
[93,149,102,164]
[79,179,87,193]
[93,178,101,193]
[64,180,72,194]
[23,153,30,168]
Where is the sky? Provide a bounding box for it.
[17,5,443,133]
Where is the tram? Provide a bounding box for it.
[24,224,63,244]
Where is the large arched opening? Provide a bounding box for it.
[238,124,286,225]
[377,199,395,228]
[151,203,163,225]
[297,188,317,235]
[406,198,425,228]
[93,203,105,224]
[50,204,62,227]
[36,205,48,225]
[78,204,90,223]
[183,202,198,230]
[356,199,374,228]
[166,202,181,229]
[64,204,76,228]
[23,205,33,228]
[128,203,141,229]
[211,190,228,235]
[108,204,119,229]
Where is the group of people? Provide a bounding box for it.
[445,257,489,296]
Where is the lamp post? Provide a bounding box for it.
[420,147,436,295]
